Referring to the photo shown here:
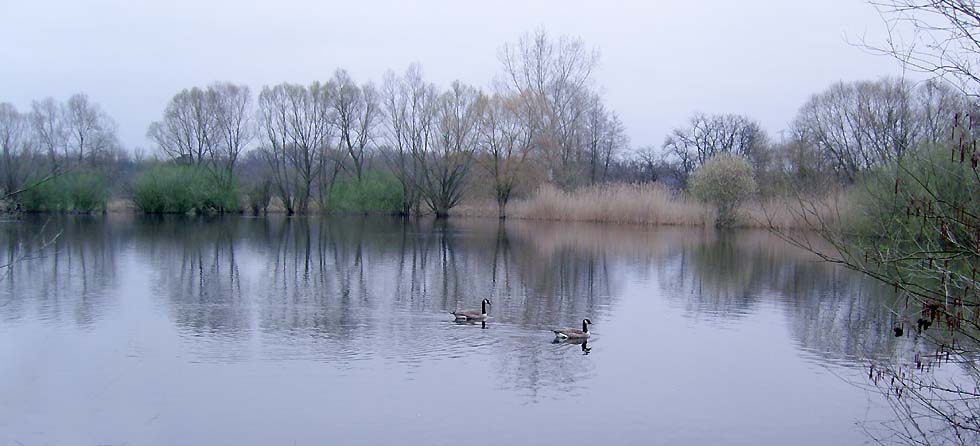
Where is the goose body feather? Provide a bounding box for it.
[553,328,589,339]
[451,299,491,321]
[452,309,487,321]
[553,318,593,339]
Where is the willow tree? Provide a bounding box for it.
[148,83,253,193]
[209,83,254,188]
[414,81,482,218]
[381,64,435,216]
[477,93,535,218]
[147,87,215,166]
[258,82,335,214]
[499,29,599,187]
[331,69,381,181]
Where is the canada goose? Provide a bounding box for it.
[553,318,592,339]
[451,298,491,321]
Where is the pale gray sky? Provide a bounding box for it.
[1,0,907,153]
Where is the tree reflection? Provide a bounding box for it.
[654,230,914,364]
[137,216,249,341]
[0,215,119,326]
[0,215,919,398]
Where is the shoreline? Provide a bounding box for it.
[8,195,830,231]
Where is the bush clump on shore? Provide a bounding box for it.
[688,154,758,228]
[327,171,404,213]
[848,144,979,238]
[18,171,109,213]
[133,165,239,214]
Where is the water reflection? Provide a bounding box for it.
[0,216,119,327]
[0,215,917,444]
[0,217,914,367]
[642,229,914,364]
[553,338,592,355]
[453,320,488,329]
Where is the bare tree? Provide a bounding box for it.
[793,77,968,183]
[499,29,599,187]
[64,93,118,165]
[381,64,435,216]
[132,146,147,164]
[794,78,912,182]
[258,85,295,214]
[867,1,980,95]
[599,112,628,183]
[663,113,769,179]
[257,82,335,214]
[331,69,381,181]
[30,98,66,167]
[477,93,535,218]
[0,103,30,196]
[915,78,970,144]
[414,81,482,217]
[584,94,608,184]
[209,83,254,187]
[633,145,663,183]
[147,87,216,166]
[768,129,835,192]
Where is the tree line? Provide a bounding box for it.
[657,77,968,189]
[0,29,974,218]
[138,30,630,218]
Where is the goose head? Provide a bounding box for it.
[481,298,492,313]
[582,318,593,332]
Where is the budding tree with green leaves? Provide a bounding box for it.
[689,153,757,228]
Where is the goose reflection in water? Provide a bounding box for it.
[453,319,488,329]
[552,337,592,355]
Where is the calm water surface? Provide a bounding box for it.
[0,215,900,445]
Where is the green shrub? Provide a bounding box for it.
[848,144,980,238]
[18,171,109,212]
[327,171,404,213]
[689,154,758,227]
[133,165,239,214]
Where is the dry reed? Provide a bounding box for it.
[452,183,847,230]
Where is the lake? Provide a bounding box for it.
[0,215,900,445]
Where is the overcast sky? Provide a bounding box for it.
[1,0,911,153]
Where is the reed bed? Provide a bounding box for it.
[511,183,713,226]
[452,183,847,230]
